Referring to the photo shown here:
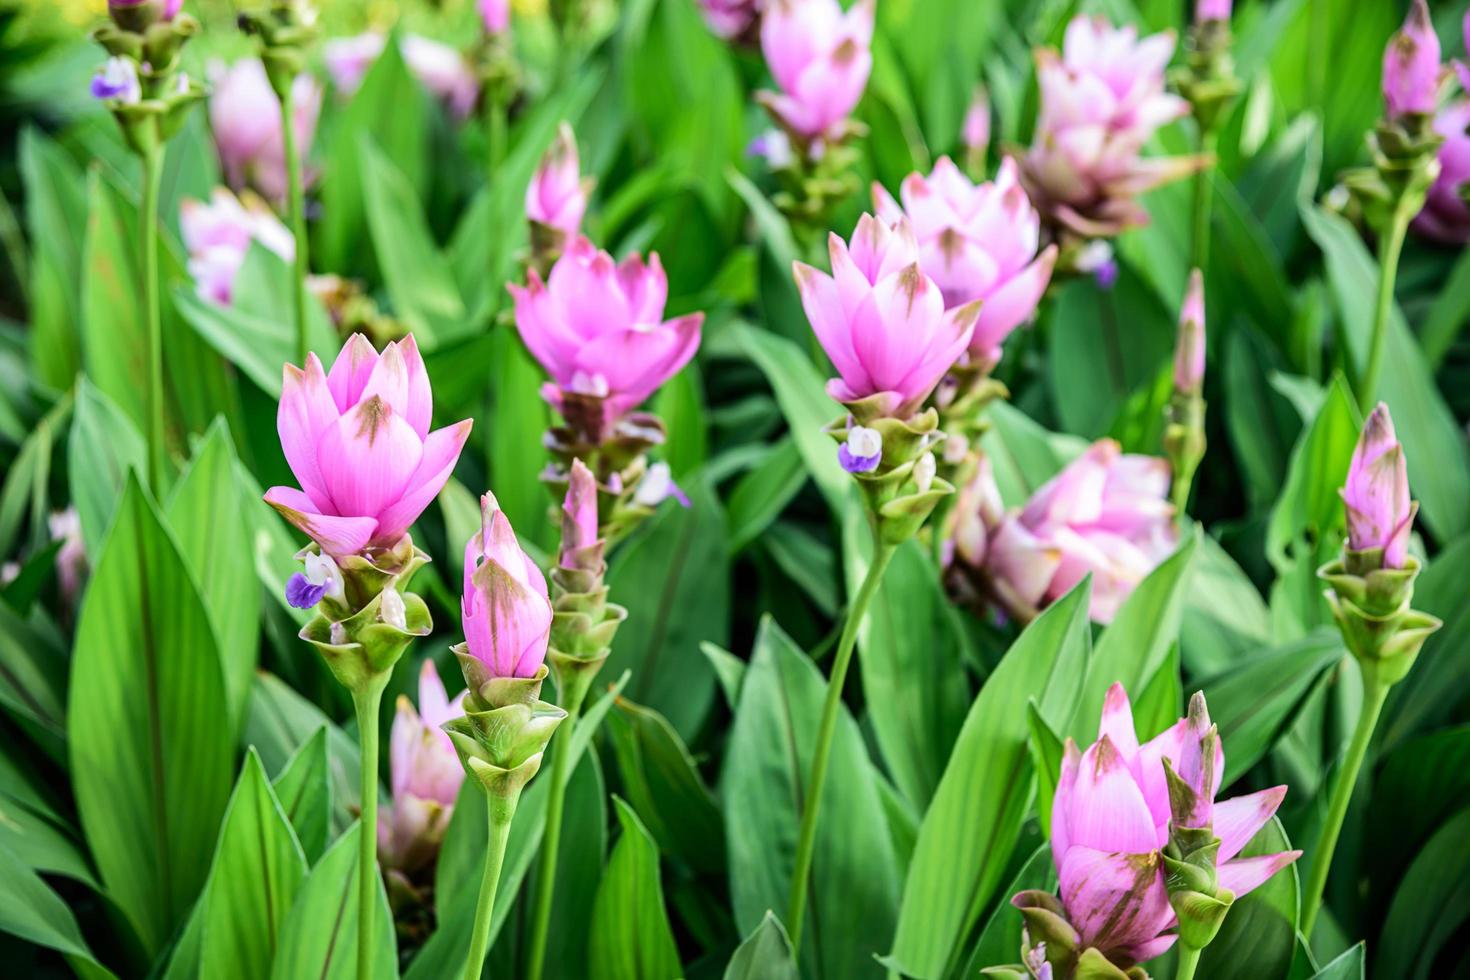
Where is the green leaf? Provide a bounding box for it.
[68,473,233,955]
[19,127,87,388]
[0,390,68,562]
[243,673,362,837]
[1196,818,1300,979]
[963,844,1055,976]
[270,727,331,865]
[0,580,68,756]
[270,822,396,980]
[1070,534,1198,740]
[700,641,747,709]
[652,363,709,479]
[199,749,308,980]
[1375,804,1470,978]
[587,797,683,980]
[887,580,1091,980]
[69,377,145,557]
[1264,373,1357,572]
[1311,944,1365,980]
[486,327,552,551]
[726,437,807,552]
[1181,533,1272,677]
[1133,642,1182,739]
[605,476,727,740]
[723,912,798,980]
[0,789,97,889]
[1381,534,1470,747]
[165,420,259,731]
[723,616,901,980]
[0,841,116,978]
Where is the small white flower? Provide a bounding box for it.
[913,452,937,494]
[380,587,407,631]
[847,426,882,458]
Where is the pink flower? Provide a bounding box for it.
[560,458,600,570]
[461,493,553,679]
[962,87,990,157]
[478,0,510,35]
[180,187,295,304]
[1174,268,1205,395]
[1413,100,1470,244]
[265,334,473,557]
[324,33,479,119]
[1038,685,1299,968]
[795,214,979,419]
[509,237,704,423]
[1021,16,1195,236]
[526,123,590,237]
[872,157,1056,363]
[1382,0,1440,119]
[324,32,387,95]
[983,440,1178,623]
[380,661,466,872]
[1342,403,1413,568]
[1195,0,1231,22]
[208,58,322,205]
[757,0,874,140]
[701,0,762,39]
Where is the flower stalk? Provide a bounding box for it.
[353,681,388,980]
[141,145,166,490]
[280,95,310,365]
[463,794,516,980]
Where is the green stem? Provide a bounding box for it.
[141,146,165,491]
[1298,667,1390,940]
[1172,464,1197,524]
[1190,129,1216,273]
[786,538,897,956]
[1359,202,1411,415]
[524,685,587,980]
[462,786,518,980]
[486,93,508,177]
[353,686,385,980]
[280,91,310,366]
[1175,944,1202,980]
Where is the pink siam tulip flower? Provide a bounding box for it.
[1020,16,1196,237]
[701,0,762,40]
[1382,0,1440,119]
[1413,100,1470,244]
[560,458,600,569]
[872,157,1057,365]
[982,439,1178,623]
[1195,0,1230,22]
[462,493,553,679]
[180,187,295,305]
[324,33,479,119]
[1022,684,1298,971]
[1174,268,1206,395]
[963,88,990,158]
[380,661,467,872]
[48,508,87,608]
[509,237,704,425]
[795,214,980,419]
[757,0,874,142]
[478,0,510,35]
[265,334,473,558]
[1342,403,1413,568]
[208,58,322,205]
[526,123,591,238]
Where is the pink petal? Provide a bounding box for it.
[1057,845,1172,952]
[326,333,380,412]
[1213,787,1287,864]
[796,261,870,393]
[1067,735,1158,853]
[1051,738,1081,867]
[1097,682,1140,760]
[1217,851,1301,900]
[315,398,424,520]
[372,419,473,543]
[398,334,433,438]
[971,245,1057,355]
[278,352,340,507]
[263,486,378,556]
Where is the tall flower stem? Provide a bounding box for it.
[524,688,585,980]
[1176,945,1202,980]
[463,786,519,980]
[279,89,310,366]
[141,145,166,490]
[1299,667,1389,939]
[1190,129,1216,272]
[786,537,897,955]
[486,93,508,177]
[1359,200,1412,415]
[352,684,386,980]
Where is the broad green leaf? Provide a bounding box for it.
[1380,533,1470,748]
[1311,945,1365,980]
[1181,533,1272,677]
[0,789,97,889]
[887,581,1091,979]
[723,616,901,980]
[1375,804,1470,978]
[0,579,68,756]
[588,798,682,980]
[199,749,308,980]
[1222,328,1300,512]
[69,474,232,955]
[701,641,747,709]
[723,912,798,980]
[243,673,361,836]
[726,438,807,552]
[1197,818,1300,979]
[0,841,116,978]
[652,363,709,479]
[963,844,1055,976]
[486,327,552,551]
[1133,642,1182,739]
[68,377,144,556]
[19,127,87,388]
[1265,374,1357,572]
[270,823,396,980]
[1365,725,1470,913]
[0,391,68,561]
[1421,247,1470,369]
[270,727,331,865]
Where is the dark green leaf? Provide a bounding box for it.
[270,727,331,865]
[723,912,798,980]
[270,822,396,980]
[587,797,682,980]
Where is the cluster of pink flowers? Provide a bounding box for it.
[208,58,322,205]
[180,187,294,304]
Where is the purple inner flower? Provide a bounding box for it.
[286,572,328,609]
[1093,258,1119,290]
[838,443,881,474]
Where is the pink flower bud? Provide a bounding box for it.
[108,0,180,28]
[757,0,874,140]
[526,123,589,237]
[1342,403,1413,567]
[380,661,466,872]
[560,459,600,569]
[794,214,978,418]
[1412,100,1470,244]
[1195,0,1231,23]
[265,334,473,557]
[871,157,1056,363]
[180,187,294,305]
[700,0,761,39]
[509,237,704,423]
[401,35,480,120]
[478,0,510,35]
[209,59,322,205]
[1042,684,1297,964]
[461,493,553,678]
[1173,268,1206,395]
[1382,0,1441,119]
[962,87,990,156]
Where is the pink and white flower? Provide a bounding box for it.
[208,58,322,205]
[757,0,874,141]
[180,187,294,304]
[380,662,467,872]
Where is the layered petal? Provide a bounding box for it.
[1217,851,1303,900]
[264,486,378,557]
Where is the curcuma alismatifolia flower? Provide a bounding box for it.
[209,58,322,206]
[1001,684,1297,978]
[525,123,593,272]
[1173,269,1206,396]
[181,186,294,304]
[1342,403,1413,569]
[265,334,473,559]
[380,662,467,873]
[461,493,553,684]
[1020,16,1202,241]
[1194,0,1230,22]
[1413,100,1470,244]
[873,157,1057,367]
[324,33,480,119]
[1382,0,1441,120]
[91,58,141,103]
[757,0,874,144]
[478,0,510,35]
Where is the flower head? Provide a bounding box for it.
[526,123,590,238]
[1195,0,1231,23]
[478,0,510,35]
[757,0,874,140]
[1173,268,1206,396]
[1382,0,1441,119]
[873,157,1056,363]
[461,493,553,679]
[209,59,322,205]
[1342,403,1413,568]
[180,187,295,304]
[380,661,466,872]
[91,57,141,103]
[795,213,979,419]
[559,458,601,570]
[264,334,473,557]
[509,237,703,424]
[1413,100,1470,244]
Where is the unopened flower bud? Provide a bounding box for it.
[1382,0,1441,119]
[1173,268,1206,396]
